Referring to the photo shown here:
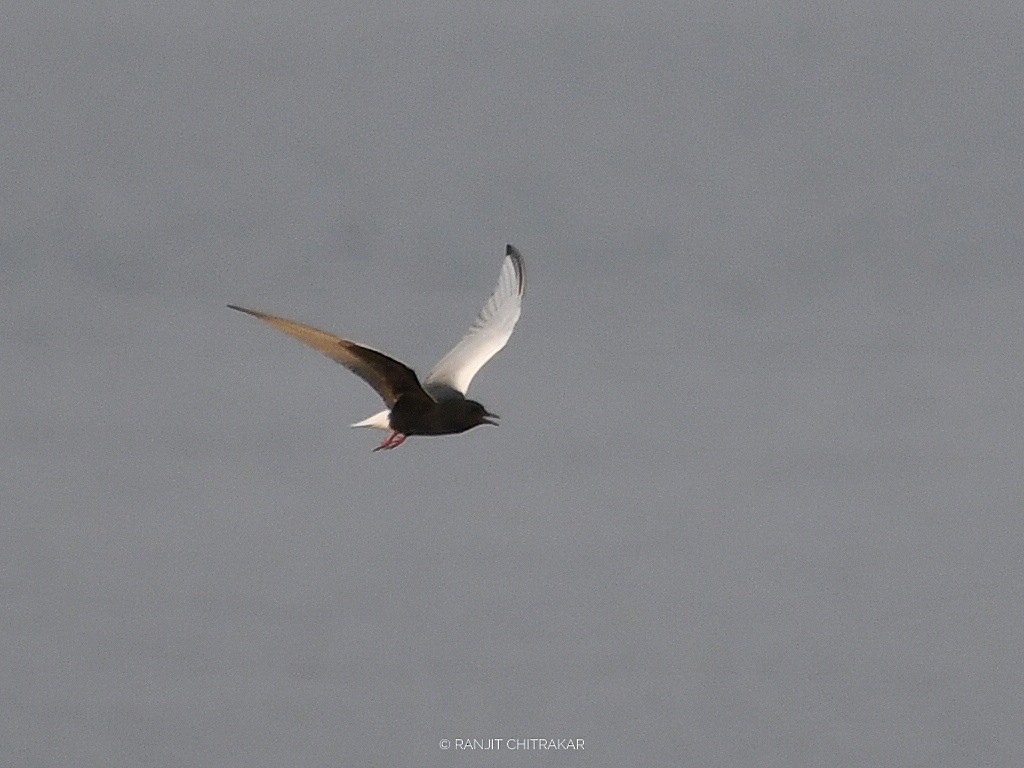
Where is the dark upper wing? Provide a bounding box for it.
[228,305,428,407]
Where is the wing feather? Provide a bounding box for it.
[228,305,426,408]
[423,244,525,397]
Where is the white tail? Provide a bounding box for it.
[350,409,391,430]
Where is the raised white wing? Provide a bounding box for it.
[423,244,525,397]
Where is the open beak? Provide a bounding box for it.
[483,411,500,426]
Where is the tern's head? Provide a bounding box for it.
[458,399,499,430]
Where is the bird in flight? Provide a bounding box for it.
[229,244,525,451]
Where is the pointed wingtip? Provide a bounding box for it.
[504,244,525,296]
[228,304,259,318]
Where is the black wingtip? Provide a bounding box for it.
[228,304,257,317]
[504,244,525,295]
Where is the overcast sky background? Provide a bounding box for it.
[3,2,1023,766]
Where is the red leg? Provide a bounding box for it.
[373,431,406,452]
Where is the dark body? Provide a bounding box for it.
[389,393,497,436]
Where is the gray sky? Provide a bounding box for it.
[4,2,1023,766]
